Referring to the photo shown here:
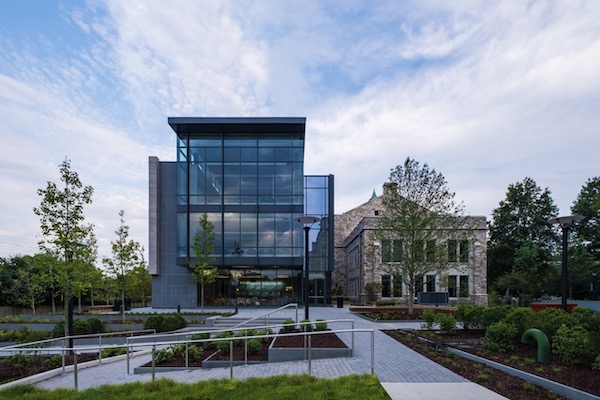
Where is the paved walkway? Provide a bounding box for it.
[4,306,506,399]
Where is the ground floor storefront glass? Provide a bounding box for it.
[204,267,327,306]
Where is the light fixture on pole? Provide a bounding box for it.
[296,215,320,320]
[549,215,584,312]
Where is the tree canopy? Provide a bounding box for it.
[572,177,600,260]
[487,177,558,301]
[376,157,473,314]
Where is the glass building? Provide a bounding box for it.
[149,117,334,308]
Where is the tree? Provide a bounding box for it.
[488,177,558,300]
[572,177,600,260]
[103,210,144,321]
[125,262,152,306]
[13,255,46,314]
[34,158,94,338]
[189,213,217,312]
[376,157,474,315]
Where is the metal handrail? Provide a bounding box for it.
[0,325,374,391]
[230,302,299,329]
[2,329,156,350]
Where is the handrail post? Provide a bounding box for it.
[185,338,189,369]
[370,330,375,375]
[61,339,66,375]
[73,351,78,391]
[229,340,234,379]
[244,338,248,365]
[351,320,355,357]
[126,338,130,375]
[308,334,312,376]
[151,345,156,381]
[98,335,103,365]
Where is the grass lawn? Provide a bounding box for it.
[0,374,390,400]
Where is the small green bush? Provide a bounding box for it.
[281,319,297,333]
[552,324,591,365]
[420,309,437,330]
[188,344,203,360]
[73,319,91,335]
[455,304,484,330]
[300,319,313,332]
[484,321,517,353]
[534,309,571,339]
[143,314,186,332]
[571,307,594,330]
[86,317,104,334]
[315,319,328,331]
[503,307,537,337]
[190,332,210,341]
[479,305,511,329]
[43,355,62,370]
[4,354,38,374]
[101,346,127,358]
[437,314,457,335]
[592,354,600,370]
[247,338,262,354]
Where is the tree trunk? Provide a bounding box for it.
[121,288,126,323]
[201,284,205,313]
[407,286,415,316]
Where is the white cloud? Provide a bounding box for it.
[1,0,599,259]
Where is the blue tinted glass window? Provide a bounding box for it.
[224,148,240,162]
[205,148,222,162]
[258,148,274,161]
[224,134,257,146]
[240,148,257,162]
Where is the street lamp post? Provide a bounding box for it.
[296,215,320,320]
[549,215,584,312]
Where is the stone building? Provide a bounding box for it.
[334,189,488,306]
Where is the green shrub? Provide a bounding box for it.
[86,318,104,334]
[52,321,65,338]
[300,319,313,332]
[101,346,127,358]
[188,344,203,360]
[534,309,571,339]
[281,319,296,333]
[503,307,537,338]
[190,332,210,341]
[247,338,262,354]
[43,355,62,370]
[552,324,591,365]
[73,319,91,335]
[571,307,595,330]
[143,314,186,332]
[155,347,174,363]
[315,319,328,331]
[437,314,457,335]
[13,326,51,344]
[592,354,600,370]
[455,304,484,330]
[479,305,511,329]
[484,322,517,353]
[4,354,38,375]
[420,309,437,330]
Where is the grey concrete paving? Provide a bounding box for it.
[4,306,507,399]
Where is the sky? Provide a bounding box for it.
[0,0,599,261]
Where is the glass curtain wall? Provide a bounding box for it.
[174,122,307,306]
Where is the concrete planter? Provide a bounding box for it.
[268,337,352,362]
[201,350,267,368]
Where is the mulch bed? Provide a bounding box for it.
[142,332,348,367]
[385,329,600,400]
[0,353,97,385]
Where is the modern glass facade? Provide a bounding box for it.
[150,118,333,307]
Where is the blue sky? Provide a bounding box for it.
[1,0,599,259]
